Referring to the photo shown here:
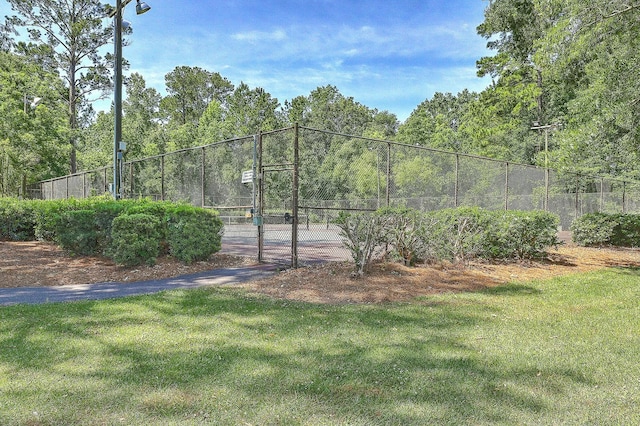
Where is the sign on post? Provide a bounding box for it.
[241,170,253,184]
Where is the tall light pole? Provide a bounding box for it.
[110,0,150,199]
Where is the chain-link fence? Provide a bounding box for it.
[34,126,640,267]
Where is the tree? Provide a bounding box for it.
[284,85,375,135]
[4,0,114,174]
[397,91,477,152]
[122,73,162,159]
[160,66,234,126]
[78,110,112,172]
[221,83,283,138]
[534,0,640,177]
[0,51,69,195]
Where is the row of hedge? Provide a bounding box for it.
[0,197,224,266]
[571,213,640,247]
[336,207,561,275]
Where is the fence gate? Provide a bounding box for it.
[257,127,299,267]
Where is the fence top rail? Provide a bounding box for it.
[124,134,258,164]
[39,166,110,183]
[298,126,640,186]
[36,125,640,189]
[259,126,295,137]
[300,126,540,167]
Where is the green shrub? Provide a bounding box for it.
[166,205,223,264]
[572,213,640,247]
[610,214,640,247]
[0,198,37,241]
[108,213,162,266]
[335,211,387,275]
[92,201,129,253]
[490,210,561,260]
[33,199,71,241]
[378,207,438,265]
[338,207,563,273]
[55,210,99,255]
[429,207,493,264]
[571,213,617,246]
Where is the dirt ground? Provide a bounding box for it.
[1,241,640,304]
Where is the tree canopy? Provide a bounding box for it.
[2,0,640,196]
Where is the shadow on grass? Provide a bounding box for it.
[481,283,542,296]
[0,286,600,425]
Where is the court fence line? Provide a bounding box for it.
[33,125,640,267]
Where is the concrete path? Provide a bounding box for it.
[0,263,279,306]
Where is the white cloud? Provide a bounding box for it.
[231,29,287,43]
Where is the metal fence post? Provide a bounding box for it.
[161,155,165,201]
[600,177,604,212]
[545,163,550,211]
[201,146,206,207]
[292,123,299,268]
[454,154,459,207]
[257,131,264,263]
[623,181,627,213]
[129,163,134,198]
[386,142,391,207]
[575,173,580,219]
[504,162,509,211]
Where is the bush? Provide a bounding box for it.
[55,209,99,255]
[429,207,493,264]
[611,214,640,247]
[337,207,563,273]
[92,201,130,253]
[488,210,561,260]
[0,198,37,241]
[335,211,387,275]
[378,207,438,265]
[108,213,162,266]
[572,213,640,247]
[166,205,224,264]
[33,198,72,241]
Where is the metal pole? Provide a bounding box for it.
[292,123,299,268]
[252,134,257,222]
[504,162,509,211]
[257,131,264,262]
[376,147,380,209]
[201,146,206,207]
[160,154,165,201]
[129,162,134,196]
[575,174,579,219]
[113,0,123,199]
[544,128,549,211]
[600,178,604,212]
[454,154,459,207]
[386,142,391,207]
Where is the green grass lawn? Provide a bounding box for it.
[1,267,639,425]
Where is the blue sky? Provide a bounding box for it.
[1,0,493,122]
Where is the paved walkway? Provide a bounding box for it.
[0,263,279,306]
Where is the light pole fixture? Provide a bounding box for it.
[23,94,42,114]
[111,0,151,199]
